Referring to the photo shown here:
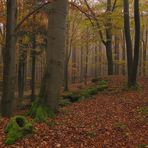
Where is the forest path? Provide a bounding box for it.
[0,76,147,147]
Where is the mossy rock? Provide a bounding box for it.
[62,92,74,99]
[88,87,98,95]
[59,99,71,107]
[67,93,81,102]
[91,78,101,83]
[62,92,81,102]
[97,85,108,91]
[5,115,33,145]
[80,90,91,99]
[99,80,108,85]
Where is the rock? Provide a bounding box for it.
[5,115,33,145]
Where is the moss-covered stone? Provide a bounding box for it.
[5,115,33,145]
[59,99,71,107]
[99,80,108,85]
[28,100,55,122]
[61,92,81,102]
[80,87,98,99]
[97,85,108,91]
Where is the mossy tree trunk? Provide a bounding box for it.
[30,0,68,118]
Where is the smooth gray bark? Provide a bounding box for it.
[39,0,68,111]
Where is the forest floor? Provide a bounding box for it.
[0,76,148,148]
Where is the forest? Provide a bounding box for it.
[0,0,148,147]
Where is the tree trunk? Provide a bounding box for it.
[121,30,126,75]
[18,55,25,99]
[1,0,17,117]
[123,0,133,87]
[64,21,69,91]
[72,46,76,83]
[130,0,140,86]
[105,0,113,75]
[80,46,84,82]
[142,29,148,76]
[114,35,120,75]
[39,0,67,111]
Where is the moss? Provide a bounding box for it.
[99,80,108,85]
[138,106,148,116]
[62,92,81,102]
[28,100,55,122]
[5,115,33,145]
[47,121,56,127]
[113,122,128,133]
[80,90,91,99]
[138,144,148,148]
[88,87,98,95]
[85,131,96,138]
[97,85,108,91]
[59,99,71,107]
[123,82,143,92]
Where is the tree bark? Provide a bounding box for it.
[123,0,133,87]
[39,0,67,111]
[1,0,17,117]
[105,0,113,75]
[130,0,140,86]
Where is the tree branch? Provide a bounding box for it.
[15,1,53,31]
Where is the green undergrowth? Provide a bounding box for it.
[113,122,130,136]
[61,80,108,103]
[113,122,128,131]
[28,99,55,122]
[91,77,108,84]
[138,106,148,116]
[138,144,148,148]
[122,82,143,92]
[5,115,33,145]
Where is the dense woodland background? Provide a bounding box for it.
[0,0,148,146]
[0,0,148,115]
[0,0,147,98]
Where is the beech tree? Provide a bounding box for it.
[1,0,17,117]
[29,0,68,119]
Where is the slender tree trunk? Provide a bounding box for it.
[114,35,120,75]
[1,0,17,117]
[72,46,76,83]
[31,50,36,102]
[94,45,98,78]
[123,0,133,87]
[84,41,89,85]
[80,45,84,82]
[121,30,126,75]
[142,29,148,76]
[130,0,140,86]
[105,0,113,75]
[18,55,25,99]
[64,21,69,91]
[30,15,36,102]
